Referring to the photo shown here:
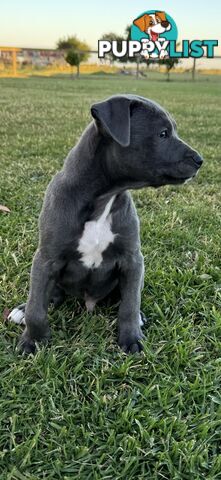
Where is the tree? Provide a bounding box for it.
[100,32,125,64]
[57,36,90,77]
[123,25,141,78]
[101,28,141,77]
[157,43,180,81]
[159,57,179,81]
[65,50,81,77]
[101,27,180,80]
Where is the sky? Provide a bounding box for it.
[0,0,220,54]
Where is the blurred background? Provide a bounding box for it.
[0,0,220,81]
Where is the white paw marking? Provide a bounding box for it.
[139,313,144,327]
[8,308,26,325]
[78,196,116,269]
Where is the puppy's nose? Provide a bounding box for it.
[161,21,169,28]
[185,152,203,168]
[191,153,203,168]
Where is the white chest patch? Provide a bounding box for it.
[77,196,116,269]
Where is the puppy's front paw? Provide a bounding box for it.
[18,328,51,355]
[118,327,144,354]
[18,332,36,354]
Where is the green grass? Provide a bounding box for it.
[0,75,221,479]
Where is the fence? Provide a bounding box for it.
[0,46,220,80]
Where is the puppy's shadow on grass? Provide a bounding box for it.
[49,296,119,351]
[5,295,149,356]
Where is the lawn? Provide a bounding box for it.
[0,75,221,479]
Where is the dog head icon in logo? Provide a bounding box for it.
[133,11,171,42]
[131,10,178,59]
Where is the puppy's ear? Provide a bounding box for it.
[91,97,131,147]
[155,11,167,21]
[133,14,151,32]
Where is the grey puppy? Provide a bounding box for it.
[9,94,203,354]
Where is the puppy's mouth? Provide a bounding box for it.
[150,30,159,42]
[163,174,195,185]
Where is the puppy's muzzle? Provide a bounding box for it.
[186,153,203,170]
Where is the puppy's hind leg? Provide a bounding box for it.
[8,282,65,326]
[139,311,148,327]
[8,303,26,325]
[8,284,65,327]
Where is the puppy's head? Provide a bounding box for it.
[133,11,171,41]
[91,95,203,189]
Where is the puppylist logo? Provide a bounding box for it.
[98,9,218,60]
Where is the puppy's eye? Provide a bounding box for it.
[159,129,168,138]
